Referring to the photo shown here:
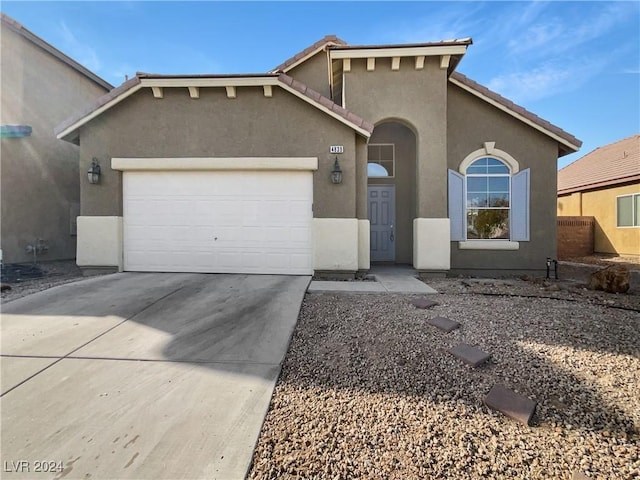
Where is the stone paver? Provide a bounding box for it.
[484,384,537,426]
[426,316,460,332]
[448,343,491,366]
[412,298,439,309]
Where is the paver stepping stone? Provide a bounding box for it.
[427,316,460,332]
[572,472,590,480]
[412,298,439,309]
[484,384,537,426]
[448,343,491,366]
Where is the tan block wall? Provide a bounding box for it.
[557,216,594,259]
[560,183,640,255]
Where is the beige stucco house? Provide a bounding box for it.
[56,35,581,276]
[558,134,639,256]
[1,13,112,263]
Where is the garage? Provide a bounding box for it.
[122,165,314,275]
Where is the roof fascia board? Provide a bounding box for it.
[449,76,580,153]
[57,76,370,141]
[271,44,333,73]
[140,77,279,88]
[330,45,467,59]
[277,83,371,138]
[56,84,143,141]
[558,174,640,196]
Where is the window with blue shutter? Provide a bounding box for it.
[449,154,530,243]
[511,169,530,241]
[448,169,465,241]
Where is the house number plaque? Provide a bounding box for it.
[330,145,344,154]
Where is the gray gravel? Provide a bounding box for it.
[2,262,639,478]
[249,285,640,480]
[1,260,90,303]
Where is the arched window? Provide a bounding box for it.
[465,157,511,239]
[448,145,530,248]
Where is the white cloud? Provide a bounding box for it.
[507,3,637,57]
[486,57,607,103]
[58,21,101,72]
[379,4,485,44]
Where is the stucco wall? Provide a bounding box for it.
[560,183,640,255]
[0,25,108,263]
[79,86,360,219]
[344,56,448,218]
[286,51,331,98]
[368,122,417,264]
[447,83,560,274]
[557,191,582,216]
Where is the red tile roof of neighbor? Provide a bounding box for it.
[557,134,640,195]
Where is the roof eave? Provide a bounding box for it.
[56,73,373,143]
[1,13,113,91]
[449,74,581,154]
[558,174,640,195]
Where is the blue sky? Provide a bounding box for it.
[2,1,639,168]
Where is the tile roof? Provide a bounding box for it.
[56,72,373,142]
[557,134,640,194]
[328,38,473,50]
[1,13,112,91]
[270,35,347,73]
[277,73,374,134]
[450,72,581,154]
[55,76,142,140]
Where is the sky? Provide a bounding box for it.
[2,1,639,169]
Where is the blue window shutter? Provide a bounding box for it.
[511,168,530,241]
[448,169,465,241]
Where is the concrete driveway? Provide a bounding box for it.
[1,272,309,479]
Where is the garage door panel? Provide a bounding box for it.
[123,170,313,274]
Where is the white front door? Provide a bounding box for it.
[123,170,313,274]
[368,185,395,262]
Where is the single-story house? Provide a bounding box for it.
[558,134,639,256]
[56,35,581,277]
[0,13,112,264]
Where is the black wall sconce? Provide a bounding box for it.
[88,158,101,184]
[330,156,343,184]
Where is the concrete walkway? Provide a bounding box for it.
[308,265,437,294]
[1,273,309,479]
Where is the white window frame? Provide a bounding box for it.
[367,143,395,178]
[464,157,512,242]
[453,142,525,250]
[616,193,640,228]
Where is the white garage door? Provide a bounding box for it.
[123,170,313,274]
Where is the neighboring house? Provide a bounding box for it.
[0,13,112,264]
[558,134,640,256]
[56,35,581,277]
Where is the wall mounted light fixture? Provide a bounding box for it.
[330,156,343,184]
[88,158,101,184]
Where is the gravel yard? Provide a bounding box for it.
[249,283,640,480]
[3,260,639,478]
[1,260,87,303]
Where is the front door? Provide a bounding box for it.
[368,185,395,262]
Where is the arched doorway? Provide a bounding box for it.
[367,121,417,264]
